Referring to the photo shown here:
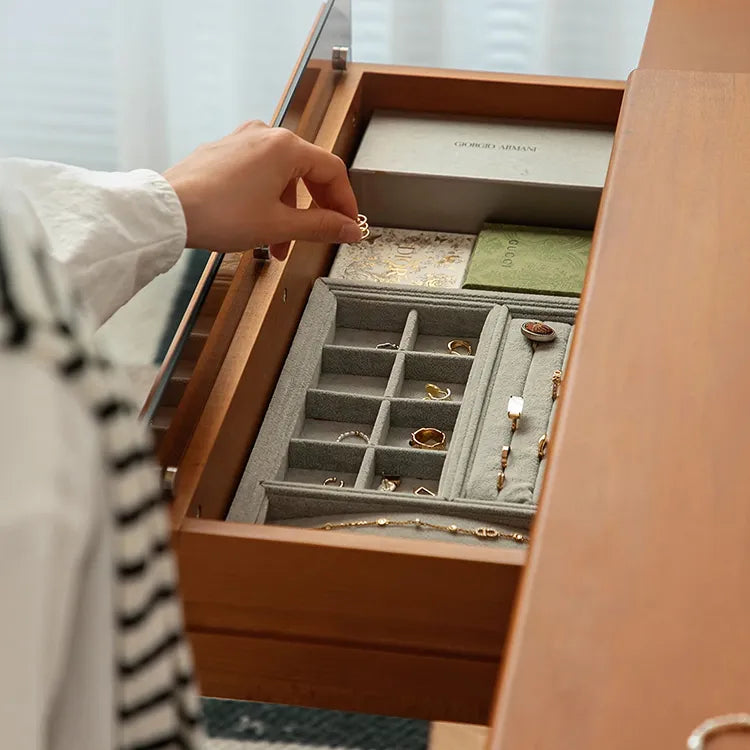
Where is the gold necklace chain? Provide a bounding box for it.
[316,517,529,544]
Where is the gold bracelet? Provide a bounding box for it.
[316,517,528,543]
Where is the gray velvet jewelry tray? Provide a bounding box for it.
[227,279,578,544]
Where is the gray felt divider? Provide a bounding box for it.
[263,481,534,531]
[382,398,460,450]
[318,346,396,396]
[399,310,419,352]
[440,304,510,499]
[305,390,383,423]
[227,278,579,539]
[336,295,412,331]
[301,391,381,442]
[356,444,446,495]
[460,319,534,501]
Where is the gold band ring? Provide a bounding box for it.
[448,339,472,356]
[323,476,345,488]
[424,383,451,401]
[336,430,370,444]
[409,427,447,450]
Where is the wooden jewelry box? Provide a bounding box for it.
[147,0,750,741]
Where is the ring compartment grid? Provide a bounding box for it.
[227,280,578,541]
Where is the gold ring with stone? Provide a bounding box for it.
[423,383,451,401]
[323,476,345,488]
[376,342,400,350]
[538,434,548,460]
[507,396,524,432]
[378,475,401,492]
[521,321,557,343]
[409,427,447,450]
[501,445,511,470]
[552,369,563,401]
[447,339,472,356]
[414,486,436,497]
[336,430,370,444]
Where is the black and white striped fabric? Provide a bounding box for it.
[0,188,203,749]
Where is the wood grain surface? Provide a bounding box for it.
[178,519,524,723]
[190,630,498,724]
[487,69,750,750]
[641,0,750,72]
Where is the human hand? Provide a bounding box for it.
[164,120,361,260]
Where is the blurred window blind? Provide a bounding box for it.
[0,0,118,169]
[0,0,654,172]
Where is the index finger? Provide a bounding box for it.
[292,140,359,221]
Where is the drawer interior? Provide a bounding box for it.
[169,63,624,722]
[228,281,576,547]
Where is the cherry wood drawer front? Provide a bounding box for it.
[177,520,525,722]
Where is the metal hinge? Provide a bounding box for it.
[332,46,349,71]
[162,465,178,496]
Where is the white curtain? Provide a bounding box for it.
[0,0,655,173]
[354,0,655,80]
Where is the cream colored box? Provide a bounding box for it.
[350,110,614,233]
[330,226,474,288]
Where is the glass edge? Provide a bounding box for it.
[143,0,339,424]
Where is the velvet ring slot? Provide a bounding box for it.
[228,280,578,540]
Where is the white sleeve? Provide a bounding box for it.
[0,355,104,750]
[0,158,187,324]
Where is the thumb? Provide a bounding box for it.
[281,205,362,244]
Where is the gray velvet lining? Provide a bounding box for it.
[532,326,575,504]
[381,398,459,450]
[358,445,446,496]
[261,484,534,546]
[227,279,579,540]
[460,318,573,504]
[497,322,572,504]
[396,352,473,402]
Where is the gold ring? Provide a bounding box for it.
[336,430,370,444]
[501,445,511,470]
[423,383,451,401]
[448,339,472,356]
[378,475,401,492]
[538,434,548,460]
[356,213,370,241]
[414,486,436,497]
[552,370,562,401]
[409,427,447,450]
[323,476,345,488]
[507,396,524,432]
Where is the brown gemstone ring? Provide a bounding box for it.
[521,321,557,343]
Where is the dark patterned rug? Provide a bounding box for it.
[203,699,429,750]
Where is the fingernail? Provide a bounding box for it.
[338,222,363,243]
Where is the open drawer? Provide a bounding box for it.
[151,4,625,726]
